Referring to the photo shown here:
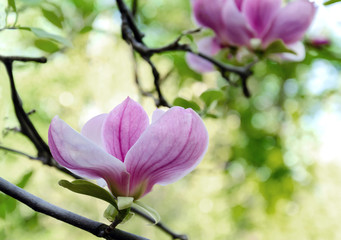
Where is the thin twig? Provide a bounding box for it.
[131,207,188,240]
[0,55,47,63]
[131,47,157,100]
[0,177,148,240]
[0,145,40,160]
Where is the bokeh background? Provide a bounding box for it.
[0,0,341,239]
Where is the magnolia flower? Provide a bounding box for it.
[187,0,317,72]
[48,97,208,199]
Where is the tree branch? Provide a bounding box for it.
[0,55,82,179]
[1,56,51,162]
[115,0,254,102]
[0,177,148,240]
[131,0,138,17]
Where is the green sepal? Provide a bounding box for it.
[132,201,161,224]
[117,196,134,210]
[104,204,119,222]
[264,39,296,56]
[59,179,118,210]
[104,204,134,224]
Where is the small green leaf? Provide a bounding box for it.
[80,26,93,34]
[132,201,161,224]
[117,197,134,210]
[20,27,72,47]
[200,89,224,107]
[185,34,194,43]
[7,0,17,12]
[104,204,119,222]
[173,97,201,111]
[59,179,118,210]
[41,8,63,28]
[34,39,60,53]
[324,0,341,5]
[16,170,34,188]
[264,40,296,56]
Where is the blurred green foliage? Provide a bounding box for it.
[0,0,341,240]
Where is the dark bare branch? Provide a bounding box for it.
[0,177,148,240]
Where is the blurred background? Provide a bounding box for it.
[0,0,341,239]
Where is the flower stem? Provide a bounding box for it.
[107,208,131,231]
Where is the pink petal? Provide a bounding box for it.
[192,0,226,32]
[242,0,281,37]
[234,0,244,10]
[81,113,108,148]
[262,0,316,46]
[125,107,208,199]
[221,0,254,46]
[102,97,149,162]
[186,37,221,73]
[48,116,130,197]
[151,109,165,123]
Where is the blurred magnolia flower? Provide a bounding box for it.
[187,0,317,72]
[48,97,208,199]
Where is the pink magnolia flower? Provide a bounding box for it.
[187,0,317,72]
[48,97,208,199]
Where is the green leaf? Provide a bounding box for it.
[20,27,72,47]
[200,89,224,107]
[324,0,341,5]
[34,39,60,53]
[16,170,34,188]
[132,201,161,224]
[71,0,95,17]
[41,8,63,28]
[79,26,93,34]
[117,197,134,210]
[264,40,296,56]
[184,34,194,43]
[173,97,201,111]
[7,0,17,12]
[59,179,118,210]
